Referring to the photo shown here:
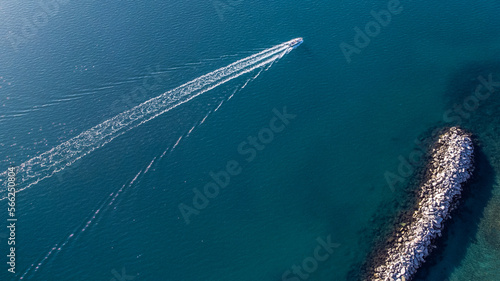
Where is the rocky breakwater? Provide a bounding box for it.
[369,127,475,281]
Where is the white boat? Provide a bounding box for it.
[289,37,303,49]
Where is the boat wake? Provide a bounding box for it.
[18,169,144,280]
[0,39,300,199]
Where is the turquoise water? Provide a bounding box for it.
[1,0,500,280]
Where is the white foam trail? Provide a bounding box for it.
[214,100,224,112]
[144,157,156,174]
[186,124,196,138]
[241,79,251,89]
[199,110,212,126]
[253,69,263,80]
[179,53,287,150]
[265,61,275,71]
[241,65,267,89]
[19,243,59,279]
[171,136,183,152]
[159,148,169,160]
[19,170,144,279]
[171,67,258,150]
[225,77,248,102]
[227,88,238,101]
[0,39,297,199]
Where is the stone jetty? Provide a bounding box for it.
[368,127,475,281]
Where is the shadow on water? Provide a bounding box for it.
[347,58,500,280]
[415,60,500,280]
[443,60,500,109]
[344,126,440,281]
[413,140,495,281]
[344,129,495,281]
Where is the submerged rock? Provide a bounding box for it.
[365,127,474,281]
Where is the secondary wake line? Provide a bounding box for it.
[0,39,300,199]
[19,169,144,280]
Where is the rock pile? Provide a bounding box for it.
[369,127,474,281]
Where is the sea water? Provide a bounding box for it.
[0,0,499,280]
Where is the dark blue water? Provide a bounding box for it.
[1,0,500,280]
